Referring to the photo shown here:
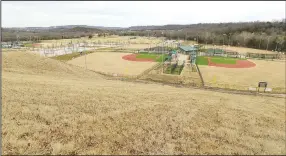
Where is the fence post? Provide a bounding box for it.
[195,63,204,87]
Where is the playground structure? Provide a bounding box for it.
[163,50,181,75]
[142,51,202,86]
[177,45,199,65]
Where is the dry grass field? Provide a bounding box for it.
[181,40,197,45]
[198,59,286,91]
[2,51,285,155]
[67,52,157,76]
[204,45,280,54]
[122,44,157,50]
[38,36,162,48]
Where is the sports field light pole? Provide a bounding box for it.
[223,34,226,46]
[223,34,227,51]
[228,33,232,46]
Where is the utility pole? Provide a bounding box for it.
[222,34,227,51]
[161,42,164,74]
[84,40,87,70]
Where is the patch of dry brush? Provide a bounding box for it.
[2,51,285,155]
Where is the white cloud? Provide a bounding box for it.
[2,1,285,27]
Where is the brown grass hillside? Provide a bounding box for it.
[2,51,285,155]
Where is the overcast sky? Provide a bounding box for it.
[2,1,285,27]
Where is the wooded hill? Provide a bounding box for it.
[119,20,286,52]
[2,26,110,42]
[2,19,285,51]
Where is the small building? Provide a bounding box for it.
[178,45,198,54]
[178,45,198,64]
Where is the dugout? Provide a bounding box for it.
[225,50,239,58]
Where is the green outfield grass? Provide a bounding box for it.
[24,43,33,47]
[136,53,158,59]
[210,57,237,64]
[196,56,209,65]
[51,51,94,62]
[136,53,168,62]
[196,56,246,65]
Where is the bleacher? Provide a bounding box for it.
[225,50,239,58]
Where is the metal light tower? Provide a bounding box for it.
[228,33,232,46]
[223,34,226,46]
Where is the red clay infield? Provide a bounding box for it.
[122,54,155,62]
[32,43,41,47]
[207,57,256,68]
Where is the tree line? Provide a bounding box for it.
[117,20,286,52]
[2,20,285,52]
[1,27,110,42]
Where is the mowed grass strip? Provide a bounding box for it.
[164,65,184,75]
[155,55,168,62]
[51,51,94,62]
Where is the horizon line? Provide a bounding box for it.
[2,18,285,29]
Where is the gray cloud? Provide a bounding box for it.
[2,1,285,27]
